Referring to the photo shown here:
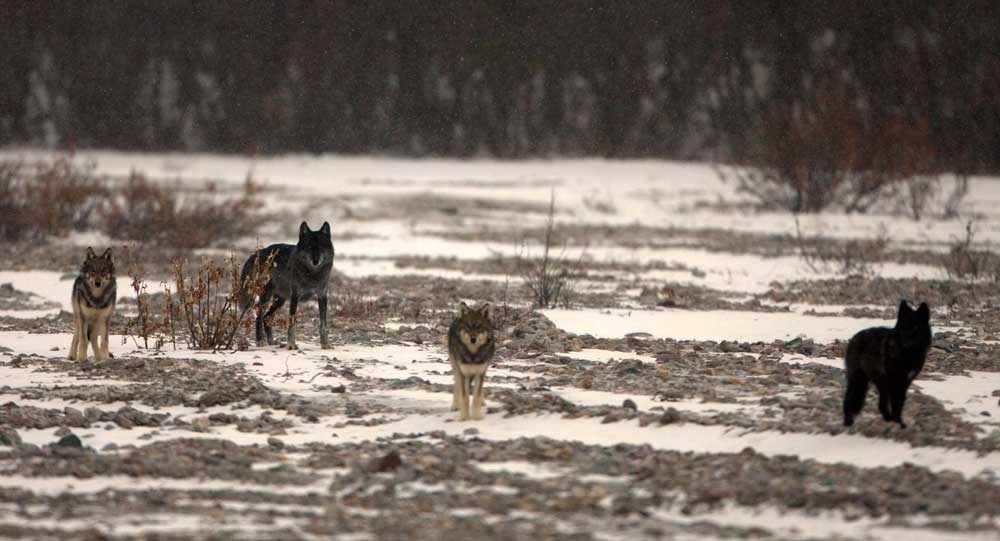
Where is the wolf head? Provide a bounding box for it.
[81,247,115,293]
[895,300,931,354]
[455,301,494,354]
[297,221,334,269]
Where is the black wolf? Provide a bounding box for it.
[843,300,931,428]
[240,221,334,349]
[448,302,496,421]
[70,247,116,361]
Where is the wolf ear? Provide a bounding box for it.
[86,247,97,260]
[101,248,113,261]
[479,302,494,321]
[299,221,311,237]
[917,302,930,322]
[897,299,913,318]
[320,221,330,236]
[458,301,470,317]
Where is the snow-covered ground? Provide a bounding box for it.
[1,150,998,540]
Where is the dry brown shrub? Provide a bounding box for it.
[515,191,582,308]
[721,79,963,219]
[102,173,262,250]
[0,156,105,240]
[171,254,271,351]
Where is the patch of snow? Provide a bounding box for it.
[475,460,566,480]
[541,307,893,343]
[918,372,1000,434]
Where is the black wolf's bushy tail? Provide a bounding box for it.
[239,253,257,312]
[842,369,869,426]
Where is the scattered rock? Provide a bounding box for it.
[267,437,285,450]
[0,426,21,446]
[368,449,403,472]
[55,433,82,448]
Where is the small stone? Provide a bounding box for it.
[83,407,102,422]
[638,287,660,306]
[659,408,682,425]
[197,390,227,408]
[330,384,346,393]
[267,436,285,450]
[622,399,638,411]
[0,427,21,446]
[601,411,624,424]
[463,427,479,436]
[55,434,82,448]
[49,346,59,352]
[368,449,403,473]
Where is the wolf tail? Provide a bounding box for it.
[842,368,869,426]
[238,252,258,312]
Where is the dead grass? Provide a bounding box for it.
[171,254,272,351]
[102,173,262,250]
[0,155,262,250]
[942,220,1000,281]
[794,216,888,276]
[515,191,582,308]
[0,156,105,240]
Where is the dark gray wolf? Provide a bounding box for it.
[240,221,334,349]
[69,247,116,361]
[448,302,496,420]
[843,300,931,428]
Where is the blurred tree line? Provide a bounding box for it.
[1,1,997,173]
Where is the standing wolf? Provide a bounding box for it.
[69,247,116,361]
[240,221,334,350]
[843,300,932,428]
[448,302,496,421]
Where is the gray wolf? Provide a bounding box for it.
[69,247,116,361]
[448,302,496,420]
[240,221,334,349]
[843,300,931,428]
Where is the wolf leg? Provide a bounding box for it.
[87,321,101,362]
[94,318,109,361]
[69,309,81,360]
[890,380,909,428]
[843,370,869,426]
[100,315,112,361]
[318,294,330,349]
[472,372,487,420]
[75,321,90,361]
[874,379,893,422]
[261,297,284,346]
[287,293,299,350]
[458,373,471,421]
[451,368,461,411]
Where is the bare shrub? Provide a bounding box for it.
[102,173,262,250]
[0,156,105,240]
[942,220,1000,281]
[171,254,271,351]
[333,288,379,321]
[720,79,958,219]
[515,192,582,308]
[0,160,26,241]
[122,245,161,350]
[794,216,888,276]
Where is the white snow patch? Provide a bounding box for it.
[475,460,566,480]
[918,372,1000,434]
[541,307,893,343]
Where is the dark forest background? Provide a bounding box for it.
[1,1,998,173]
